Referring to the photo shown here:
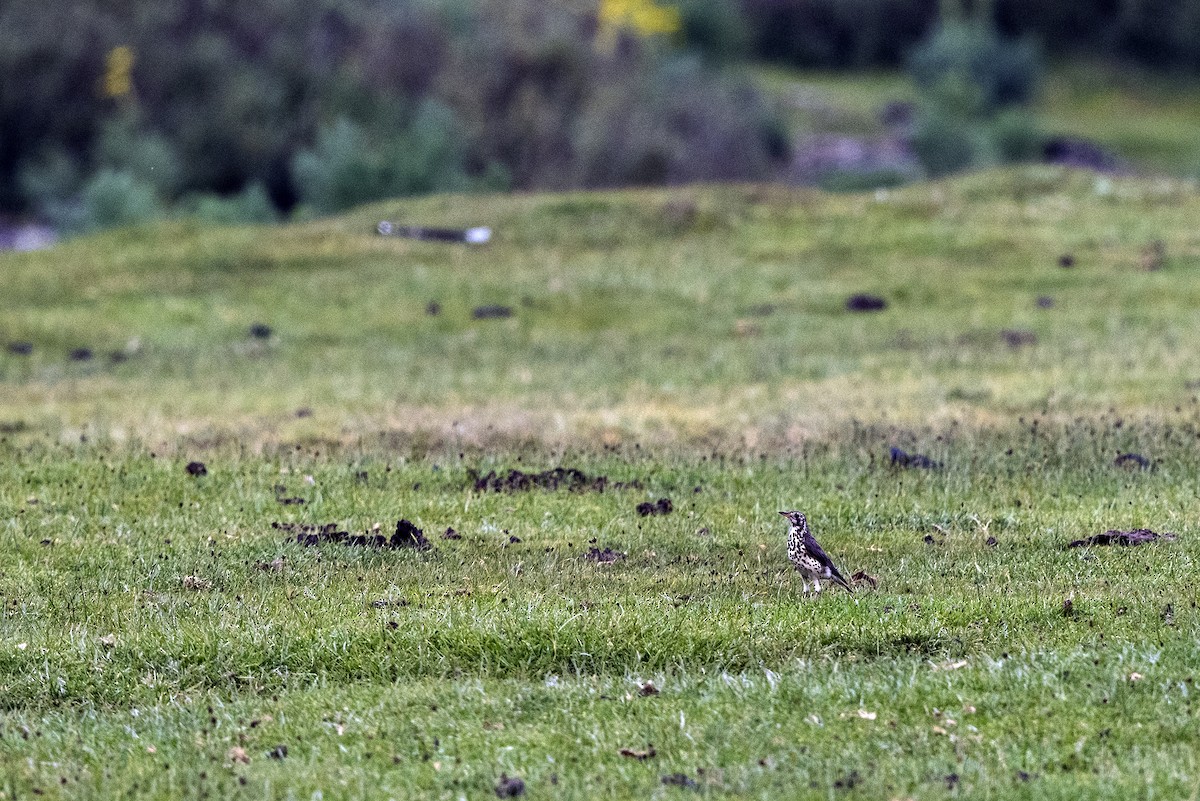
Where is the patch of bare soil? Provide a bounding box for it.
[494,774,525,797]
[889,447,941,469]
[1068,529,1176,548]
[636,498,673,516]
[584,547,626,564]
[470,467,640,493]
[845,294,887,312]
[277,519,431,549]
[473,305,513,320]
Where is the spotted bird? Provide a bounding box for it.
[780,510,852,594]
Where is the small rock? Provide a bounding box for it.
[249,323,273,339]
[185,461,208,477]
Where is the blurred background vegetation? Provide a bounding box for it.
[3,0,1199,235]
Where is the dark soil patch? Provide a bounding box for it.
[294,407,313,419]
[1113,452,1150,469]
[441,527,462,540]
[1058,253,1075,268]
[639,681,660,696]
[392,519,432,549]
[277,520,430,549]
[0,420,27,433]
[745,303,777,317]
[636,498,673,516]
[276,495,306,505]
[1140,240,1165,271]
[470,467,639,493]
[1068,529,1177,548]
[6,341,32,355]
[986,536,998,547]
[889,447,941,469]
[1000,329,1037,348]
[846,294,887,312]
[584,547,627,564]
[494,774,525,798]
[473,305,513,320]
[1036,296,1055,308]
[619,745,656,760]
[426,300,441,316]
[833,770,862,790]
[248,323,273,339]
[68,347,93,361]
[185,461,208,477]
[276,522,350,547]
[268,744,288,760]
[662,773,699,790]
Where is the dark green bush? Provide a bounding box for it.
[676,0,752,61]
[180,184,278,226]
[905,21,1046,178]
[0,0,784,230]
[908,20,1041,112]
[738,0,937,67]
[77,170,166,233]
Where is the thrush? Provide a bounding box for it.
[780,510,852,594]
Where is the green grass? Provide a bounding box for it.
[3,169,1200,798]
[759,62,1200,176]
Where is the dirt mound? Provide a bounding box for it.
[636,498,673,516]
[1068,529,1176,548]
[470,467,640,493]
[278,519,431,550]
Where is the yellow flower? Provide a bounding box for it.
[102,45,135,99]
[598,0,681,38]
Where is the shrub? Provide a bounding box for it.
[77,169,166,233]
[906,21,1046,177]
[181,184,278,225]
[676,0,751,61]
[908,20,1041,113]
[291,102,495,215]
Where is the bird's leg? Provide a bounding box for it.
[813,579,822,594]
[800,580,809,595]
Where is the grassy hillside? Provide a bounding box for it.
[3,168,1200,451]
[2,170,1200,799]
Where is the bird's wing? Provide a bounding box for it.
[803,530,851,585]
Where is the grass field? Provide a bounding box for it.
[761,61,1200,177]
[3,168,1200,798]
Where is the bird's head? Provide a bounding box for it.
[779,510,806,527]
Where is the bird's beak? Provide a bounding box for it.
[778,511,789,516]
